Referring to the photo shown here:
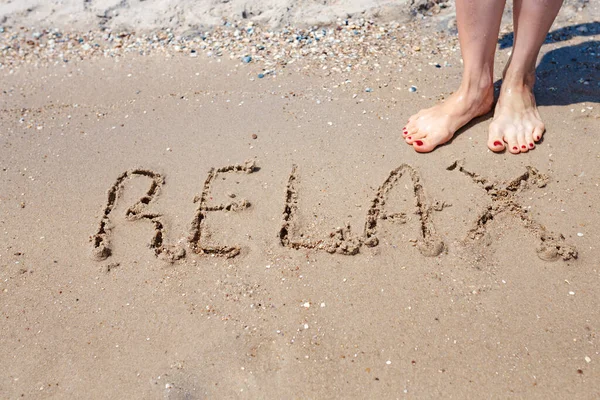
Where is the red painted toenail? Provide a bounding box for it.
[408,136,412,140]
[493,141,502,146]
[521,145,526,149]
[513,146,518,151]
[415,140,424,146]
[529,143,534,148]
[535,136,540,140]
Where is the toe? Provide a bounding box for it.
[517,134,529,153]
[406,119,419,131]
[505,131,520,154]
[525,129,535,150]
[533,124,545,142]
[488,124,505,152]
[405,129,422,144]
[404,121,419,139]
[413,139,436,153]
[410,130,427,140]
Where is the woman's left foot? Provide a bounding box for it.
[488,72,545,154]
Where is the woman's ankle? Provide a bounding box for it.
[459,70,494,95]
[502,66,536,88]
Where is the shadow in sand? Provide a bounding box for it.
[496,22,599,106]
[498,21,600,49]
[533,40,599,106]
[492,39,600,107]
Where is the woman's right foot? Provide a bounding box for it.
[403,79,495,153]
[487,70,545,154]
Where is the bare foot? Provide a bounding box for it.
[488,71,545,154]
[403,81,494,153]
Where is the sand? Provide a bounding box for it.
[1,1,599,398]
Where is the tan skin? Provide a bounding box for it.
[402,0,564,154]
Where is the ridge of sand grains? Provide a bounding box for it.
[0,0,414,31]
[1,2,599,399]
[0,18,460,72]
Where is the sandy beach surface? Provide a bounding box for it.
[1,1,599,398]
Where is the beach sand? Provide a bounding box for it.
[1,1,599,398]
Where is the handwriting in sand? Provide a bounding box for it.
[91,160,577,263]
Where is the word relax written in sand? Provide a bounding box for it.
[90,160,577,263]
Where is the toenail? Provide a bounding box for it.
[521,145,526,149]
[415,140,424,146]
[403,132,408,136]
[513,146,518,151]
[535,136,540,140]
[408,136,412,140]
[493,141,502,147]
[529,143,534,148]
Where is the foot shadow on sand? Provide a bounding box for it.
[533,39,599,106]
[498,22,599,49]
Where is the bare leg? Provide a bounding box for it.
[488,0,564,153]
[404,0,505,153]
